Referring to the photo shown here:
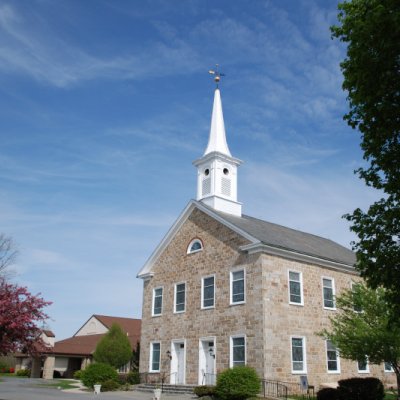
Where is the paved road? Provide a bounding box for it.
[0,378,195,400]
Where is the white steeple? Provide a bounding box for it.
[193,75,242,217]
[204,89,232,157]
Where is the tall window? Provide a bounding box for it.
[291,337,306,373]
[326,340,340,373]
[323,278,335,309]
[202,275,215,309]
[352,282,363,312]
[174,282,186,313]
[152,287,163,316]
[357,357,369,373]
[231,335,246,367]
[289,271,303,305]
[150,342,161,372]
[231,269,245,304]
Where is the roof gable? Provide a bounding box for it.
[137,200,355,278]
[136,200,258,278]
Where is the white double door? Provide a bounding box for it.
[170,341,185,385]
[199,338,216,385]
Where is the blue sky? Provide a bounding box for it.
[0,0,379,339]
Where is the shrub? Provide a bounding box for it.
[93,323,132,369]
[194,385,216,397]
[80,362,118,389]
[128,370,140,384]
[73,369,83,380]
[101,379,120,392]
[16,369,30,377]
[317,387,340,400]
[215,366,260,400]
[338,377,384,400]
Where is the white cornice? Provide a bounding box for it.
[192,151,242,167]
[239,243,357,274]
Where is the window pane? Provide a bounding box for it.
[292,338,304,371]
[384,362,393,372]
[203,277,214,307]
[289,271,300,282]
[176,283,185,312]
[232,270,245,303]
[152,343,160,371]
[358,358,367,371]
[232,270,244,280]
[323,279,335,308]
[232,337,245,366]
[190,240,202,252]
[153,288,163,315]
[290,281,301,303]
[326,341,338,371]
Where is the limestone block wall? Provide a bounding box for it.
[139,208,265,384]
[260,253,396,390]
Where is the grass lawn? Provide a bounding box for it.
[37,379,80,390]
[0,373,22,378]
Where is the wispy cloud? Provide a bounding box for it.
[0,3,203,87]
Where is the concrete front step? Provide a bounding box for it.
[135,383,196,394]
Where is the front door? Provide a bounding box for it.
[199,339,216,385]
[171,341,185,384]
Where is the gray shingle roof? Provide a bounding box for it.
[212,209,356,266]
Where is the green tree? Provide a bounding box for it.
[93,323,132,369]
[331,1,400,315]
[320,284,400,399]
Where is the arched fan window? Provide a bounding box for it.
[187,238,203,254]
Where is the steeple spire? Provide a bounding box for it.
[193,69,242,217]
[204,88,232,156]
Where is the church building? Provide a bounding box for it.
[137,79,395,391]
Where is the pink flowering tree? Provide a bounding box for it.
[0,279,52,355]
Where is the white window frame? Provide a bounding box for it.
[326,340,340,373]
[230,267,246,305]
[149,342,161,372]
[174,282,186,313]
[187,238,203,254]
[322,277,336,310]
[230,334,246,367]
[288,270,304,306]
[290,336,307,374]
[384,361,394,372]
[152,286,163,317]
[357,357,369,373]
[201,275,215,309]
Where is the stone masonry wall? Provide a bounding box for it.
[139,207,397,389]
[139,208,264,384]
[261,253,396,391]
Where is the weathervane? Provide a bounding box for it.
[208,64,225,88]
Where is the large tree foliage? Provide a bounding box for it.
[321,284,400,398]
[332,0,400,313]
[0,279,51,355]
[93,323,132,369]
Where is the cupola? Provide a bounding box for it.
[193,71,242,216]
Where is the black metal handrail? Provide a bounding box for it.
[261,379,288,400]
[202,372,217,385]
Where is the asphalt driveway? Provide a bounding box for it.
[0,378,194,400]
